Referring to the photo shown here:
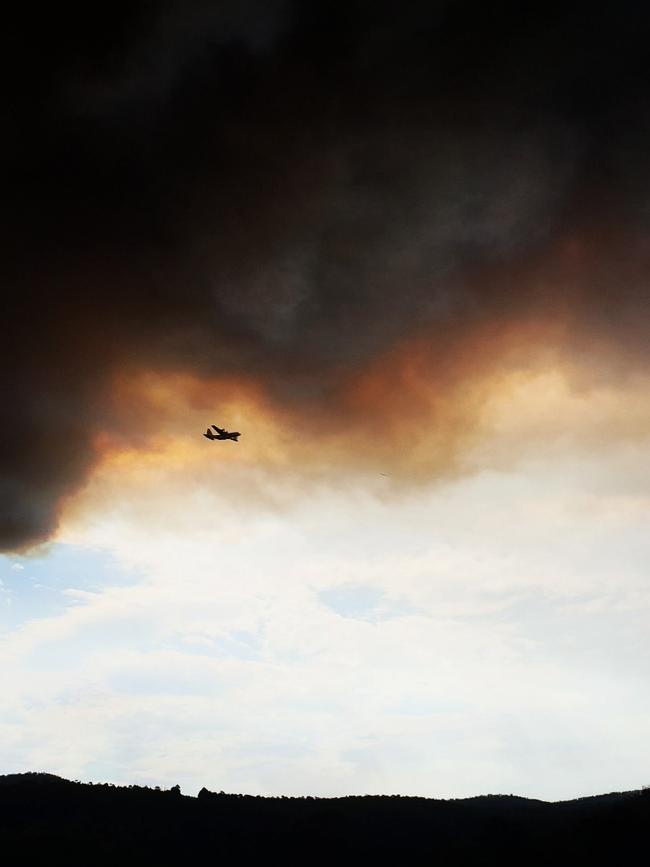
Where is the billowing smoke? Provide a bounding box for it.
[2,0,650,550]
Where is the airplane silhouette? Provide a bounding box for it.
[203,425,241,442]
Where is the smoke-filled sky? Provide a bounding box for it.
[2,1,650,797]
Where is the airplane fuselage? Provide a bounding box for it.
[203,428,241,442]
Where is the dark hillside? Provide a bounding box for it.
[2,773,648,865]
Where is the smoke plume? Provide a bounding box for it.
[3,1,650,549]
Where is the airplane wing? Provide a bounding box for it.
[212,425,225,434]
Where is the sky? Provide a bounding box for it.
[2,0,650,798]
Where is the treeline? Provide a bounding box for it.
[2,773,649,865]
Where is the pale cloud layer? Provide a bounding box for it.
[2,395,650,799]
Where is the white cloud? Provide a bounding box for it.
[2,433,650,799]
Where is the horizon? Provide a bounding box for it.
[4,770,650,803]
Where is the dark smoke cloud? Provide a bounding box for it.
[2,1,650,550]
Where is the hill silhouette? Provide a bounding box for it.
[2,773,649,865]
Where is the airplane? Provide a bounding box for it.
[203,424,241,442]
